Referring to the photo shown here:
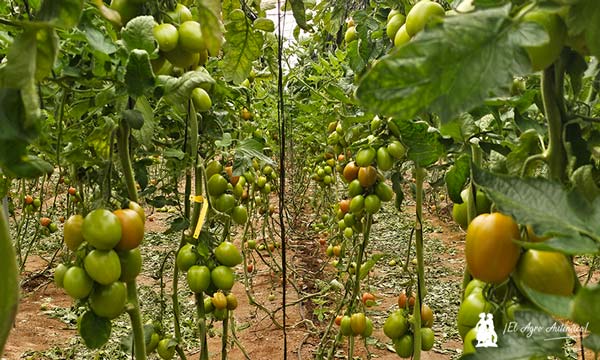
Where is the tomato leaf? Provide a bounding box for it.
[515,236,599,255]
[78,311,112,349]
[164,217,190,235]
[222,9,264,85]
[0,207,18,354]
[254,18,275,32]
[356,5,547,123]
[125,50,155,98]
[462,310,566,359]
[158,70,215,107]
[132,96,156,147]
[121,16,156,54]
[122,109,144,130]
[514,281,573,318]
[391,119,446,167]
[473,167,600,251]
[359,253,385,280]
[197,0,224,56]
[34,28,59,81]
[571,285,600,334]
[38,0,83,29]
[567,0,600,59]
[289,0,310,31]
[583,333,600,353]
[83,22,118,55]
[445,154,470,204]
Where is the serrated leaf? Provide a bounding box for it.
[125,49,155,98]
[215,133,232,148]
[158,70,215,105]
[392,119,445,167]
[83,22,118,55]
[197,0,224,56]
[347,39,366,74]
[359,253,384,280]
[289,0,310,31]
[446,154,470,203]
[121,16,156,54]
[122,109,144,130]
[78,311,111,349]
[463,310,567,359]
[222,9,264,85]
[357,6,547,123]
[473,167,600,250]
[38,0,83,29]
[254,18,275,32]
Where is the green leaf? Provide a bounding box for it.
[197,0,224,56]
[359,253,385,280]
[516,236,599,255]
[515,281,573,318]
[78,311,112,349]
[34,28,59,81]
[583,333,600,353]
[222,9,264,85]
[121,16,156,54]
[391,119,445,167]
[163,148,185,160]
[463,310,567,359]
[125,49,155,98]
[568,0,600,58]
[83,23,118,55]
[289,0,310,31]
[505,129,542,175]
[38,0,83,29]
[571,165,600,203]
[254,18,275,32]
[473,167,600,251]
[158,70,215,106]
[132,96,156,147]
[234,139,274,166]
[571,285,600,334]
[0,207,18,354]
[164,217,190,235]
[215,133,233,148]
[446,154,470,203]
[356,6,546,123]
[122,109,144,130]
[1,28,37,90]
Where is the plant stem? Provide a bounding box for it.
[126,279,147,359]
[117,120,138,203]
[541,65,567,182]
[195,292,209,360]
[413,165,426,360]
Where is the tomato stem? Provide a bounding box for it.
[413,165,426,360]
[542,64,567,182]
[126,278,147,360]
[117,119,138,203]
[194,292,209,360]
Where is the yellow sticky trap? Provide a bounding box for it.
[190,195,209,239]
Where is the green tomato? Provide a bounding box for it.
[211,265,235,291]
[164,44,199,69]
[387,13,406,41]
[364,194,381,214]
[340,315,353,336]
[394,334,414,358]
[207,174,228,196]
[214,242,243,267]
[54,263,68,288]
[344,26,357,43]
[383,310,408,339]
[82,209,122,250]
[376,147,394,171]
[191,88,211,112]
[387,140,406,159]
[153,23,179,52]
[63,266,93,299]
[457,292,492,339]
[349,195,365,214]
[214,194,236,213]
[231,205,248,225]
[176,244,198,271]
[90,281,127,319]
[515,249,575,296]
[178,21,205,53]
[356,148,376,167]
[187,265,211,293]
[394,24,411,47]
[421,327,435,351]
[84,249,122,285]
[463,327,477,354]
[157,338,176,360]
[375,182,394,202]
[348,179,363,197]
[405,0,445,37]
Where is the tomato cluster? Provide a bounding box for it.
[54,202,145,345]
[336,312,374,338]
[383,294,435,358]
[387,1,445,48]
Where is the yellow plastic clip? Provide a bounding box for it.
[189,195,209,239]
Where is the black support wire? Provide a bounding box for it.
[276,0,288,358]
